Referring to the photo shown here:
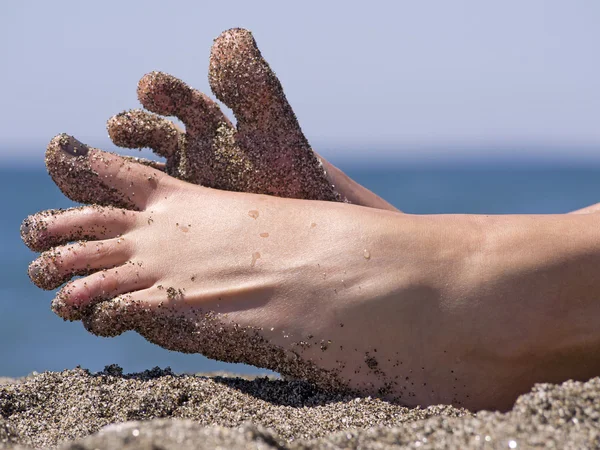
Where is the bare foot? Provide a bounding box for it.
[23,136,600,411]
[107,28,397,211]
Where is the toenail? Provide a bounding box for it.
[59,135,89,157]
[20,219,31,236]
[51,296,77,321]
[28,262,41,282]
[50,297,62,314]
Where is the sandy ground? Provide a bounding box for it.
[1,366,599,449]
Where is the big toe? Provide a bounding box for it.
[46,134,135,209]
[46,134,175,210]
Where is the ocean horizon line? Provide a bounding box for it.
[2,140,600,169]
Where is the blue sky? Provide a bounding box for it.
[1,0,598,165]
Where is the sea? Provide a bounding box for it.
[2,160,600,377]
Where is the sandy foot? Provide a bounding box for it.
[23,134,600,411]
[108,28,342,202]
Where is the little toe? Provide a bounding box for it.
[108,109,184,158]
[46,134,177,210]
[81,288,164,337]
[137,71,231,135]
[21,206,137,252]
[51,262,156,321]
[28,236,133,290]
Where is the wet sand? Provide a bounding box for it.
[1,366,599,449]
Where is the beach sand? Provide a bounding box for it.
[1,366,599,449]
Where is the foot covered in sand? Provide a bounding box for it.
[108,28,341,202]
[23,136,600,411]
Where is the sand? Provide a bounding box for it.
[1,366,599,449]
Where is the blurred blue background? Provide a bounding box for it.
[0,1,599,377]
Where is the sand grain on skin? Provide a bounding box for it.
[208,28,341,202]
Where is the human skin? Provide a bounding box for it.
[22,137,600,411]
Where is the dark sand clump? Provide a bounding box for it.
[1,367,599,449]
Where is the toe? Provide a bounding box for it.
[81,288,161,337]
[82,286,200,345]
[46,134,178,210]
[209,28,300,133]
[108,109,184,158]
[28,236,133,290]
[137,71,232,136]
[21,206,137,252]
[209,29,340,202]
[82,294,139,337]
[51,262,156,321]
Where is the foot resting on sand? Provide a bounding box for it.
[22,136,600,411]
[107,28,396,211]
